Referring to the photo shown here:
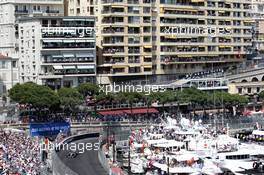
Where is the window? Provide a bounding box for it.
[1,61,6,69]
[12,61,17,68]
[256,87,260,92]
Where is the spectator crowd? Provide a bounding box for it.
[0,129,41,175]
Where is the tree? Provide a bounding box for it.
[9,82,59,109]
[77,83,100,98]
[57,87,82,111]
[259,90,264,101]
[181,88,210,113]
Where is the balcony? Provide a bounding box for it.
[43,56,95,64]
[104,59,125,64]
[103,48,125,54]
[44,65,96,76]
[128,48,140,54]
[102,27,124,34]
[42,42,95,49]
[128,59,140,63]
[46,10,60,14]
[127,0,139,4]
[42,30,94,39]
[160,56,238,64]
[102,9,125,14]
[15,10,28,14]
[129,67,141,74]
[102,0,124,3]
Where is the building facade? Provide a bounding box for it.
[67,0,253,85]
[18,17,96,89]
[0,54,19,95]
[0,0,64,89]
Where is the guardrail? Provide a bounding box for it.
[0,121,154,129]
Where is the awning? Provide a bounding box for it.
[43,39,62,43]
[63,65,76,69]
[76,53,94,57]
[144,65,152,68]
[112,65,127,68]
[63,18,94,22]
[98,110,125,116]
[123,108,159,114]
[112,5,124,8]
[129,65,140,67]
[244,20,254,23]
[191,0,204,2]
[53,65,63,70]
[97,108,159,116]
[52,55,63,58]
[144,45,152,48]
[179,55,192,58]
[164,35,177,39]
[77,65,95,69]
[63,40,75,43]
[144,55,152,58]
[219,46,232,48]
[63,53,75,57]
[77,40,94,43]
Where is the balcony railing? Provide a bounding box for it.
[102,0,123,3]
[42,32,94,39]
[160,57,239,63]
[128,59,140,63]
[46,10,60,13]
[42,43,95,49]
[103,48,125,54]
[104,60,125,64]
[15,10,28,13]
[43,57,95,64]
[47,69,95,75]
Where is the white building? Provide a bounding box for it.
[0,54,18,95]
[0,0,64,89]
[18,16,96,89]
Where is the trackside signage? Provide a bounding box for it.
[30,122,70,137]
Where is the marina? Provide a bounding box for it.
[105,117,264,175]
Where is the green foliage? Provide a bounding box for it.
[57,87,82,108]
[77,83,99,97]
[9,82,59,108]
[95,92,115,103]
[114,92,144,104]
[259,90,264,101]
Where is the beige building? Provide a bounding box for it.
[228,81,264,96]
[67,0,253,85]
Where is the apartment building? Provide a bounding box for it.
[18,16,96,89]
[68,0,253,85]
[0,54,18,95]
[251,0,264,54]
[67,0,97,16]
[0,0,64,90]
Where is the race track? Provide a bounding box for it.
[56,137,107,175]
